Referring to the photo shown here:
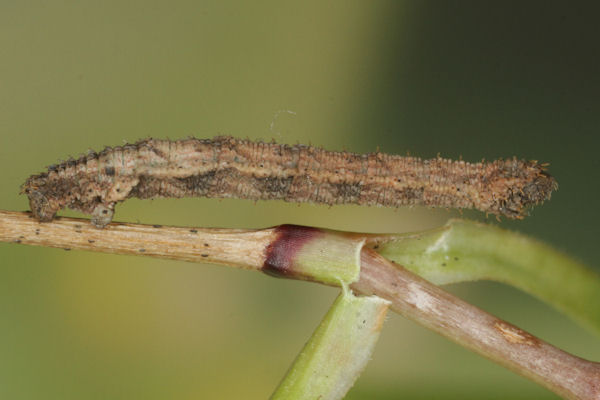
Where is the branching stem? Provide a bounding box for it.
[0,210,598,399]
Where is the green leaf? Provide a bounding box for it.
[271,290,390,400]
[374,219,600,335]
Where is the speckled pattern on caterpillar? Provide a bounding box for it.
[21,136,557,228]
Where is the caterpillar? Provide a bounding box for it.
[21,136,557,228]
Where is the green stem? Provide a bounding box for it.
[372,219,600,335]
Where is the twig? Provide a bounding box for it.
[355,250,600,400]
[0,210,274,269]
[0,210,598,399]
[368,219,600,335]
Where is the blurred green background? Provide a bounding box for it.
[1,1,599,399]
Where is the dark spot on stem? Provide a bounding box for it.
[262,224,323,278]
[104,166,115,176]
[152,224,162,228]
[190,229,198,233]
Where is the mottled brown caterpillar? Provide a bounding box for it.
[21,136,557,228]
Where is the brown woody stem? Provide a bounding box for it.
[0,210,598,399]
[354,249,600,400]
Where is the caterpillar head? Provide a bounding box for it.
[495,160,557,218]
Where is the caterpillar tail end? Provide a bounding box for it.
[25,190,58,223]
